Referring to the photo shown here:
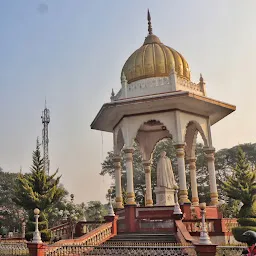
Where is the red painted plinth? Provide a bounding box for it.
[124,205,136,233]
[194,244,217,256]
[27,242,47,256]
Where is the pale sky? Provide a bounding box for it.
[1,1,256,204]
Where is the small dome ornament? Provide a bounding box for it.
[110,89,115,101]
[111,89,115,97]
[200,73,204,83]
[199,202,206,210]
[34,208,40,215]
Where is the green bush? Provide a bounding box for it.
[239,204,256,218]
[238,218,256,227]
[232,226,256,242]
[25,232,33,242]
[38,221,48,230]
[0,227,7,236]
[41,229,51,241]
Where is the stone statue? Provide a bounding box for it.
[157,151,176,189]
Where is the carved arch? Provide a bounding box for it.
[184,120,208,159]
[124,112,177,147]
[114,128,125,155]
[136,120,172,161]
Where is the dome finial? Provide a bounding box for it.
[200,73,204,83]
[147,9,152,35]
[110,88,115,101]
[111,88,115,97]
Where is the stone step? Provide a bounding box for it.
[107,233,177,243]
[109,237,176,242]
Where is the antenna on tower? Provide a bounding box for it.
[41,99,50,175]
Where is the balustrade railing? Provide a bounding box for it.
[221,218,238,233]
[0,242,29,256]
[216,245,246,256]
[45,221,113,255]
[50,222,70,240]
[77,222,103,235]
[184,220,215,232]
[50,221,103,241]
[177,77,205,95]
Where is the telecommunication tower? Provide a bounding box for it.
[41,100,50,175]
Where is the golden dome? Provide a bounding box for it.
[121,11,190,84]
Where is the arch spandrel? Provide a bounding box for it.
[178,112,209,144]
[136,121,172,161]
[121,112,178,147]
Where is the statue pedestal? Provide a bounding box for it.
[154,187,175,206]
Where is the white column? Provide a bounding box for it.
[188,158,199,206]
[124,147,136,205]
[204,147,218,206]
[174,144,190,203]
[143,160,153,206]
[113,155,123,209]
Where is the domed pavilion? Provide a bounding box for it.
[91,11,236,234]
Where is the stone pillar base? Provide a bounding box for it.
[126,192,136,205]
[192,197,199,206]
[210,193,218,206]
[27,243,47,256]
[179,189,190,204]
[154,187,175,206]
[194,244,217,256]
[116,202,124,209]
[145,199,153,206]
[115,197,124,209]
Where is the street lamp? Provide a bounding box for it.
[58,208,79,239]
[199,203,212,245]
[107,188,115,217]
[32,208,42,243]
[69,213,78,239]
[173,185,183,216]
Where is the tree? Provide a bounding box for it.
[218,200,240,218]
[0,169,27,234]
[85,201,108,221]
[14,138,66,241]
[223,147,256,242]
[47,194,85,228]
[223,148,256,218]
